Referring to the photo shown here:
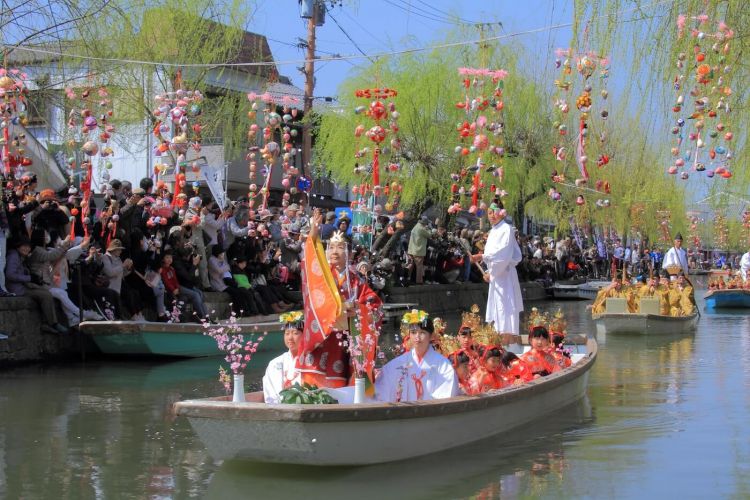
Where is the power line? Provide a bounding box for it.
[2,0,675,69]
[410,0,479,25]
[326,7,375,64]
[383,0,472,26]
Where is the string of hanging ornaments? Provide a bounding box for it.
[669,13,735,180]
[548,30,611,210]
[350,86,403,234]
[151,88,204,209]
[447,67,508,216]
[245,91,308,213]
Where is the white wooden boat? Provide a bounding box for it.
[577,280,611,300]
[592,311,698,335]
[704,289,750,309]
[552,279,609,300]
[551,278,587,300]
[174,339,597,466]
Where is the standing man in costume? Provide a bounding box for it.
[471,202,523,334]
[662,233,689,279]
[739,247,750,283]
[296,209,382,389]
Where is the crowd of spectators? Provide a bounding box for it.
[1,171,738,334]
[0,174,304,333]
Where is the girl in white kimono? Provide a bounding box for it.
[263,311,303,403]
[473,202,523,334]
[376,310,459,402]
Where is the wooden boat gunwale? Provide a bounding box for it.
[704,289,750,299]
[591,311,699,323]
[79,317,281,335]
[175,339,597,423]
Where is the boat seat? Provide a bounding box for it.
[639,297,661,315]
[605,298,628,313]
[570,353,587,363]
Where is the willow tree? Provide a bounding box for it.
[315,40,561,224]
[574,0,750,192]
[16,0,258,163]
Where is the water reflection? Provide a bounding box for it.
[1,297,749,498]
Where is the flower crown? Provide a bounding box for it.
[279,310,304,326]
[402,309,429,327]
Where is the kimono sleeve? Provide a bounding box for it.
[262,355,285,404]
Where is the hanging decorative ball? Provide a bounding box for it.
[680,171,689,180]
[296,176,312,192]
[81,141,99,156]
[668,166,678,174]
[369,101,386,121]
[366,125,386,144]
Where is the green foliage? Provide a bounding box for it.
[279,383,339,405]
[315,41,559,221]
[575,0,750,198]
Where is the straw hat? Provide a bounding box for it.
[106,239,126,252]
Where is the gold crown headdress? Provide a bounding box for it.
[549,308,567,336]
[526,307,550,332]
[329,230,347,245]
[459,304,482,332]
[472,323,504,347]
[440,334,462,356]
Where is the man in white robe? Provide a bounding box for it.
[376,318,458,402]
[662,233,689,279]
[472,203,523,334]
[263,314,303,404]
[740,250,750,282]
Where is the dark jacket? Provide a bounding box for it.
[5,249,31,295]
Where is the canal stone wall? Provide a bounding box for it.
[0,297,78,364]
[386,281,547,315]
[0,283,546,364]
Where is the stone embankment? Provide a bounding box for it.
[0,283,547,364]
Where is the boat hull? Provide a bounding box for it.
[704,289,750,309]
[553,280,609,300]
[175,340,597,465]
[80,320,284,357]
[592,312,698,335]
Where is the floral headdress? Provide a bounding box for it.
[401,309,429,328]
[279,310,304,329]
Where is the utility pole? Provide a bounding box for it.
[302,7,317,177]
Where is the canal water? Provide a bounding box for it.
[2,286,750,499]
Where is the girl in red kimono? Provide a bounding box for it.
[469,346,509,394]
[448,349,474,395]
[549,332,572,369]
[501,351,534,384]
[520,327,560,377]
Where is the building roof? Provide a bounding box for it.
[266,81,305,110]
[5,15,277,79]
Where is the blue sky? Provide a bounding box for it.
[248,0,577,98]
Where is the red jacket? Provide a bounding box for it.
[160,265,180,294]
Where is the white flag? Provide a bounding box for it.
[202,163,227,209]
